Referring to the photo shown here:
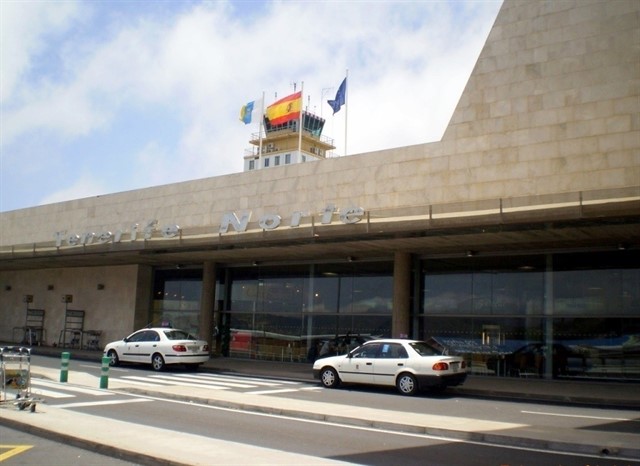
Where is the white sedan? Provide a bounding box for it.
[104,327,210,371]
[312,339,467,396]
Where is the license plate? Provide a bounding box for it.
[188,345,199,352]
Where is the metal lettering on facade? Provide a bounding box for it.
[54,205,364,248]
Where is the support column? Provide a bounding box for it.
[392,252,411,338]
[543,254,554,379]
[133,265,153,330]
[200,262,216,353]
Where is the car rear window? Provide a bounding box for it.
[409,341,442,356]
[164,330,195,340]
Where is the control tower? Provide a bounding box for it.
[243,96,336,171]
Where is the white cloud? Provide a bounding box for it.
[0,0,502,212]
[0,1,83,102]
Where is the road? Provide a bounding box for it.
[1,355,638,466]
[0,424,139,465]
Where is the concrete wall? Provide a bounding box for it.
[0,265,138,345]
[1,0,638,246]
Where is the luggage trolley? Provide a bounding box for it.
[0,346,40,412]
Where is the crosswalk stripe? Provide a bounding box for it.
[29,387,75,399]
[121,375,229,390]
[111,377,161,387]
[225,376,300,385]
[245,388,304,395]
[31,379,112,396]
[30,371,312,396]
[246,386,322,395]
[185,373,299,386]
[150,374,256,388]
[118,375,176,385]
[53,398,152,409]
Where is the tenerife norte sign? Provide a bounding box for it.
[54,204,365,248]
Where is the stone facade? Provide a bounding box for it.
[1,0,637,248]
[1,0,638,349]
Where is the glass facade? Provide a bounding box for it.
[152,268,203,335]
[219,262,393,362]
[151,250,639,381]
[420,251,639,380]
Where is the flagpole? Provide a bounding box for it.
[298,81,304,158]
[344,69,348,157]
[259,91,265,168]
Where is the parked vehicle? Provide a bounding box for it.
[313,339,467,396]
[104,327,209,371]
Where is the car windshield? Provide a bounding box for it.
[409,341,442,356]
[163,330,196,341]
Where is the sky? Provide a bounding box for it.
[0,0,502,213]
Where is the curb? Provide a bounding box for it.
[453,386,640,410]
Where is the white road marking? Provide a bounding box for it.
[173,373,285,386]
[521,410,637,422]
[31,379,112,396]
[212,374,301,385]
[154,374,257,388]
[246,388,303,395]
[120,375,229,390]
[111,378,160,387]
[247,386,322,395]
[114,373,311,393]
[29,388,75,399]
[53,398,152,409]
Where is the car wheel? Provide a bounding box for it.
[107,349,120,367]
[151,353,166,371]
[320,367,340,388]
[396,372,418,396]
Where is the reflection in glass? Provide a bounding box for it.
[152,268,203,335]
[223,262,393,361]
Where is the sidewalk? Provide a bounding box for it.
[201,354,640,409]
[1,344,639,465]
[8,343,640,409]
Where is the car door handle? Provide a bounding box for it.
[366,362,373,365]
[397,363,404,366]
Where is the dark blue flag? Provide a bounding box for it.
[327,77,346,115]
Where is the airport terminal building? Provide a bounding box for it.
[1,0,638,382]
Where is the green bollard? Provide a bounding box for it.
[60,352,70,383]
[100,356,110,389]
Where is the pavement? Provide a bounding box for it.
[1,344,640,465]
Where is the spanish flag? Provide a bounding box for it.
[266,91,302,125]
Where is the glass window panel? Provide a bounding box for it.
[351,276,393,313]
[553,251,639,317]
[424,274,472,314]
[554,317,640,380]
[152,268,203,334]
[423,259,544,316]
[622,269,640,314]
[223,262,392,361]
[420,316,544,377]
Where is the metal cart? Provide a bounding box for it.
[0,346,39,412]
